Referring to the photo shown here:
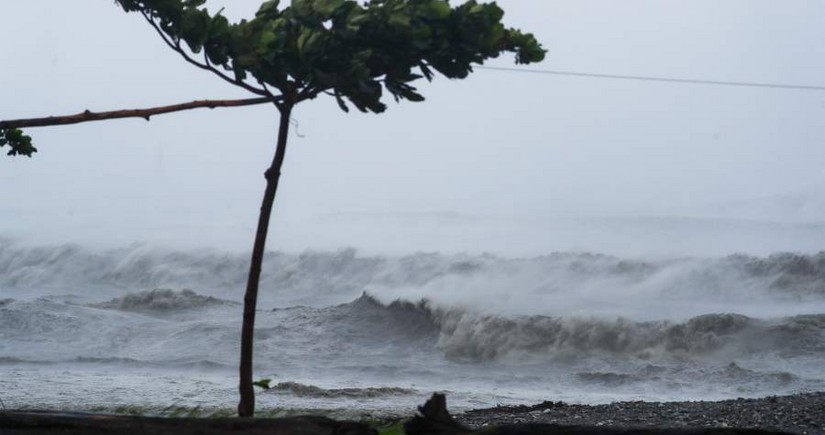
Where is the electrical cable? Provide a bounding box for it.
[476,65,825,92]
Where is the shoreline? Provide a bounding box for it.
[2,392,824,434]
[457,392,825,434]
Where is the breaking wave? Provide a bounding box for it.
[271,294,825,363]
[329,295,823,362]
[0,355,232,370]
[724,253,825,296]
[4,240,825,309]
[92,288,237,312]
[3,240,825,406]
[267,381,417,398]
[433,310,825,361]
[575,362,801,390]
[331,294,439,341]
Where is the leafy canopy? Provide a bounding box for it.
[4,0,544,157]
[115,0,546,112]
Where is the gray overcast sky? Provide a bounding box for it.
[2,1,825,256]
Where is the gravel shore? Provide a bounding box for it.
[456,393,825,435]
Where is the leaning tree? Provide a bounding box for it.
[0,0,544,416]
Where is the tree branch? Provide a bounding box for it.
[140,11,270,97]
[0,97,273,129]
[256,80,283,111]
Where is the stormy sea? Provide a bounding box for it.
[2,234,825,417]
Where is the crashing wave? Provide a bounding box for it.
[723,253,825,296]
[431,310,817,362]
[302,295,822,362]
[308,295,825,363]
[575,362,801,391]
[3,241,825,306]
[338,293,440,338]
[267,381,416,398]
[575,371,647,386]
[92,288,236,312]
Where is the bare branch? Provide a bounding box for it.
[0,97,273,129]
[140,11,270,97]
[256,79,284,111]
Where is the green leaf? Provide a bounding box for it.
[427,0,451,19]
[291,0,313,18]
[1,128,37,157]
[418,62,434,81]
[314,0,345,17]
[334,92,350,112]
[296,28,313,57]
[388,12,411,28]
[256,0,281,17]
[180,7,210,53]
[345,9,369,32]
[260,29,278,47]
[232,61,248,81]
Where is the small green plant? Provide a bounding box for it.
[376,420,407,435]
[252,378,272,390]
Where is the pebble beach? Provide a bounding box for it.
[457,393,825,434]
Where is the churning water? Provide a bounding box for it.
[1,238,825,415]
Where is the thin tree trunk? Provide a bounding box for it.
[238,102,293,417]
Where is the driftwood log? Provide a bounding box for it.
[0,411,376,435]
[404,394,793,435]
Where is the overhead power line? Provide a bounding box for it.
[476,65,825,92]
